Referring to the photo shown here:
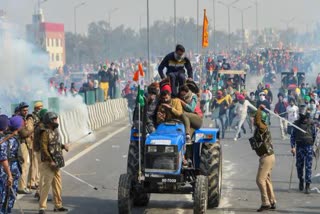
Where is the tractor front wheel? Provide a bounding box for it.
[118,174,133,214]
[193,175,208,214]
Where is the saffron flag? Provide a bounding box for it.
[133,63,145,107]
[202,9,209,48]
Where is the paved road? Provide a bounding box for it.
[14,114,320,214]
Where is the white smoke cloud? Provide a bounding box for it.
[0,18,92,143]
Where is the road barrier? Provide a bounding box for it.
[58,98,128,144]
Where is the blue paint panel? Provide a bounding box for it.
[130,128,141,141]
[194,128,220,143]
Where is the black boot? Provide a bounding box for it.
[305,183,311,194]
[257,205,271,212]
[299,179,304,191]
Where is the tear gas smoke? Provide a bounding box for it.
[0,19,92,142]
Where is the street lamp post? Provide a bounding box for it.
[74,2,86,35]
[174,0,177,45]
[196,0,199,54]
[147,0,151,82]
[212,0,216,51]
[218,0,239,52]
[107,8,119,58]
[233,5,252,51]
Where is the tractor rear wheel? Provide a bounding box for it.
[200,143,222,208]
[118,174,133,214]
[193,175,208,214]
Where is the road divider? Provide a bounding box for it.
[58,98,128,144]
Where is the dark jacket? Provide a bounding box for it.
[98,69,110,82]
[158,52,193,79]
[274,101,288,118]
[291,117,316,147]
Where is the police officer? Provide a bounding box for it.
[0,115,24,213]
[253,105,276,212]
[290,105,316,194]
[39,112,69,214]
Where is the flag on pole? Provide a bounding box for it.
[133,63,145,107]
[202,9,209,48]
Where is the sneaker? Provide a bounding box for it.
[257,205,271,212]
[234,137,237,141]
[270,203,276,210]
[17,188,32,194]
[54,207,69,212]
[39,210,45,214]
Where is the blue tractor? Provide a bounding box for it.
[118,117,222,214]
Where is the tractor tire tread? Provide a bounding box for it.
[118,174,133,214]
[200,143,222,208]
[194,175,208,214]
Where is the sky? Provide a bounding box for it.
[1,0,320,34]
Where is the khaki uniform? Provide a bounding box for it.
[29,113,41,187]
[254,109,276,206]
[18,117,34,191]
[39,128,65,210]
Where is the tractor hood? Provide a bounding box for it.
[145,123,186,151]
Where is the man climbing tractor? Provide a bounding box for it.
[158,44,193,97]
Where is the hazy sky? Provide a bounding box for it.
[1,0,320,34]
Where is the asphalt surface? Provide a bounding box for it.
[12,112,320,214]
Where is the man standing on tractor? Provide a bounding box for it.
[158,44,193,97]
[222,58,231,70]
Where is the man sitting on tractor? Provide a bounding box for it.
[132,83,159,133]
[158,44,193,97]
[157,86,184,126]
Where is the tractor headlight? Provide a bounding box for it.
[148,146,157,153]
[164,146,175,153]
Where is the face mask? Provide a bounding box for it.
[250,95,255,100]
[218,62,222,66]
[260,96,265,101]
[111,66,115,70]
[52,123,59,129]
[174,52,184,62]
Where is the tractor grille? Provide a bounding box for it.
[145,146,179,171]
